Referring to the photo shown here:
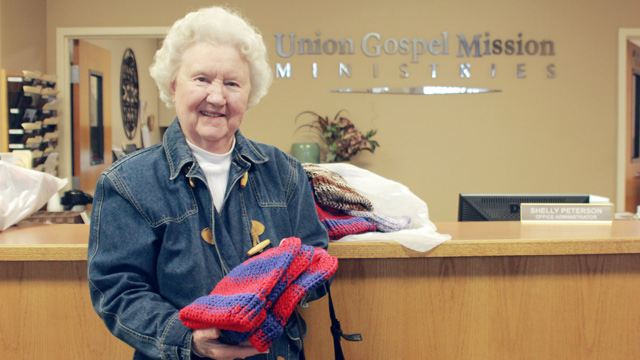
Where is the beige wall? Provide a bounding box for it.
[0,0,46,71]
[3,0,639,221]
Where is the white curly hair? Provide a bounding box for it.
[149,6,273,110]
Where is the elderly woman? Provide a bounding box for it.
[88,6,329,360]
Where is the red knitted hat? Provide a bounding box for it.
[179,237,300,332]
[180,237,338,352]
[220,241,315,344]
[249,247,338,352]
[315,201,376,240]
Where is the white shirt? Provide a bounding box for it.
[186,139,234,211]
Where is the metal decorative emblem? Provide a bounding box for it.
[332,86,501,95]
[120,48,140,140]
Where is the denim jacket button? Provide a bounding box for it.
[201,227,214,245]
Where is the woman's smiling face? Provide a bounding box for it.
[171,41,251,153]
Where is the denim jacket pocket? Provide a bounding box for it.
[247,162,294,208]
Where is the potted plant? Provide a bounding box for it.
[295,110,379,163]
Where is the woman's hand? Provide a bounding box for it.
[192,327,266,360]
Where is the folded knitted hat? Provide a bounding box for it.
[346,210,412,233]
[179,237,301,332]
[180,237,338,352]
[315,201,376,240]
[221,242,316,344]
[304,163,373,212]
[249,247,338,352]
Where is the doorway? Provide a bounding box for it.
[617,29,640,213]
[55,27,169,190]
[71,40,112,194]
[624,40,640,212]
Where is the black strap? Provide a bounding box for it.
[327,285,362,360]
[294,309,306,360]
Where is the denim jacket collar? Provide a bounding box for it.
[163,119,268,181]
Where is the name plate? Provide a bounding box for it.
[520,203,613,223]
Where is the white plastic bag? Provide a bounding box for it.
[317,163,451,252]
[0,160,68,231]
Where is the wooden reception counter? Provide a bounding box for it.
[1,221,640,359]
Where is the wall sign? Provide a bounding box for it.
[273,31,557,93]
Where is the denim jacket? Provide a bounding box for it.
[88,120,329,360]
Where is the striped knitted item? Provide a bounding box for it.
[303,163,373,212]
[315,201,376,240]
[249,247,338,352]
[221,242,316,344]
[179,237,300,333]
[346,210,412,232]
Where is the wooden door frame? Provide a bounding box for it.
[55,27,168,188]
[617,29,640,213]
